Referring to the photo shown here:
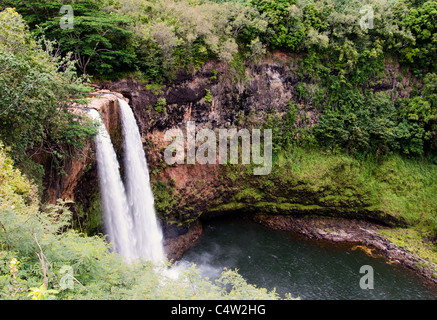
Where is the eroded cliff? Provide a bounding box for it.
[42,55,416,261]
[98,56,409,246]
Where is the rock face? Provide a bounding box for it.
[99,57,404,239]
[101,58,314,136]
[164,220,203,261]
[42,92,122,203]
[42,139,93,205]
[40,56,426,266]
[85,90,126,140]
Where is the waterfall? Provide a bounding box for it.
[88,109,135,260]
[118,98,165,263]
[89,100,164,263]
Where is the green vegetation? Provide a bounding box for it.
[0,8,97,185]
[379,227,437,267]
[313,89,437,157]
[72,191,104,235]
[152,180,177,221]
[154,97,167,113]
[1,0,136,76]
[215,147,436,228]
[204,89,213,103]
[249,0,305,50]
[378,224,437,280]
[1,1,435,160]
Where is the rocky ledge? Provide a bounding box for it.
[163,220,203,261]
[252,214,437,286]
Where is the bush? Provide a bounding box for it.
[401,1,437,73]
[250,0,304,50]
[313,91,398,156]
[154,97,167,113]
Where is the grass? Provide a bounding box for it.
[378,226,437,278]
[368,155,437,224]
[213,147,436,228]
[283,148,437,226]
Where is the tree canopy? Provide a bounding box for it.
[1,0,436,162]
[0,8,96,181]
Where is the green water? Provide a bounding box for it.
[179,216,437,300]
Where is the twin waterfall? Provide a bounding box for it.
[88,98,165,263]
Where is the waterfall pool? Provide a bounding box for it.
[178,216,437,300]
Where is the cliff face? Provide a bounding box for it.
[99,56,406,242]
[101,58,310,238]
[40,91,125,234]
[102,57,314,135]
[41,55,411,260]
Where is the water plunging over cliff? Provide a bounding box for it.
[89,100,164,263]
[88,109,135,260]
[118,98,165,262]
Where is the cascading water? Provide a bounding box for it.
[88,109,135,260]
[88,98,165,264]
[118,98,165,263]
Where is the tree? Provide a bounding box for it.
[393,120,426,155]
[401,1,437,73]
[250,0,304,51]
[313,91,398,156]
[40,13,136,75]
[0,8,96,177]
[3,0,137,76]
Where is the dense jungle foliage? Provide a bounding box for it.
[1,0,436,163]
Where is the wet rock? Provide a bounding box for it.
[164,221,203,262]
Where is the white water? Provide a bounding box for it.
[89,101,165,263]
[88,109,135,260]
[119,98,165,263]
